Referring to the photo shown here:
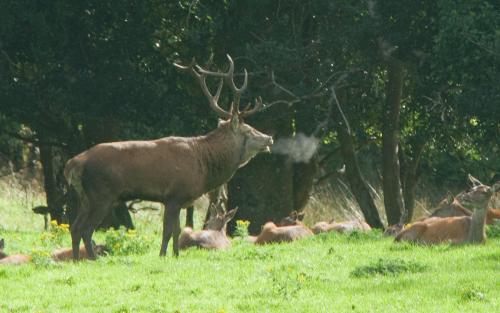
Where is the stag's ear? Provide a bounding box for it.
[217,119,225,127]
[0,238,4,250]
[224,208,238,223]
[297,212,306,221]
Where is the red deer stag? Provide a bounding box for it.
[255,212,313,245]
[395,176,497,244]
[0,239,31,265]
[179,201,237,250]
[64,55,273,259]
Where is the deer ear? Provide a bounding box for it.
[224,208,238,223]
[468,174,482,187]
[217,119,225,127]
[0,238,4,250]
[297,212,306,221]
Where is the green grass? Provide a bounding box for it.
[0,226,499,313]
[1,186,499,313]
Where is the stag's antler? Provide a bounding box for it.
[174,58,230,119]
[174,54,262,119]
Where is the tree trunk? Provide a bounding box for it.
[228,106,294,235]
[38,138,65,223]
[400,140,426,222]
[332,89,384,229]
[382,59,405,225]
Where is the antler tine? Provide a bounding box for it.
[225,54,248,94]
[175,58,231,119]
[173,58,200,78]
[197,74,231,119]
[239,96,263,118]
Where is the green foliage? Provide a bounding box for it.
[233,219,250,238]
[486,223,500,239]
[40,220,70,247]
[351,258,428,278]
[104,227,152,256]
[460,285,487,302]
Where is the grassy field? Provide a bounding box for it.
[1,181,499,313]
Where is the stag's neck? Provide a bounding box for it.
[192,128,241,192]
[466,207,487,244]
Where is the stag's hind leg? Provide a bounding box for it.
[71,211,89,260]
[160,202,181,257]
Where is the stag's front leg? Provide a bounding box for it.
[160,203,181,257]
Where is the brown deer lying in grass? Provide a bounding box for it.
[179,201,237,250]
[64,55,273,259]
[255,212,313,245]
[395,176,497,244]
[311,219,371,234]
[52,244,108,262]
[0,239,31,265]
[386,176,500,237]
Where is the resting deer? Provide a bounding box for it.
[64,55,273,259]
[311,219,371,234]
[52,244,108,262]
[395,175,497,244]
[255,212,313,245]
[0,239,31,265]
[179,201,237,250]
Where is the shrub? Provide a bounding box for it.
[104,228,152,256]
[30,248,53,267]
[460,286,486,302]
[486,223,500,238]
[233,220,250,238]
[40,221,70,247]
[351,258,427,277]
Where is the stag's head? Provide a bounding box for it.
[458,175,496,210]
[204,202,238,232]
[174,54,273,167]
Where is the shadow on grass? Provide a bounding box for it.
[351,258,428,278]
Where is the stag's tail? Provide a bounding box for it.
[64,156,88,219]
